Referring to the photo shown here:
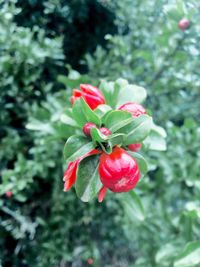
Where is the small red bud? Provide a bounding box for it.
[5,191,12,198]
[99,127,111,136]
[178,18,190,31]
[128,143,142,152]
[83,123,97,137]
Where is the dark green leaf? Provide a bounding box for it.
[63,135,94,162]
[75,155,102,202]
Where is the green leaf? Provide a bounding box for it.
[116,84,147,106]
[174,240,200,267]
[94,104,112,118]
[120,115,152,145]
[63,135,94,162]
[127,152,148,178]
[119,191,145,222]
[99,80,115,108]
[72,99,87,127]
[104,110,132,133]
[75,155,102,202]
[80,98,101,126]
[90,127,108,143]
[143,122,167,151]
[60,109,79,127]
[108,133,125,147]
[143,130,167,151]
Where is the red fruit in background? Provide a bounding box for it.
[118,102,146,117]
[178,18,190,31]
[128,143,142,152]
[70,84,105,110]
[63,149,101,191]
[99,127,111,136]
[83,122,97,137]
[99,147,140,193]
[87,258,94,265]
[5,191,12,198]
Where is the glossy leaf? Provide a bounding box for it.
[80,98,101,126]
[127,152,148,178]
[104,110,132,133]
[120,115,152,145]
[75,155,102,202]
[174,240,200,267]
[63,135,94,162]
[72,99,87,127]
[116,84,147,106]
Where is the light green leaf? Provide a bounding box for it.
[104,110,132,133]
[75,155,102,202]
[63,135,94,162]
[94,104,112,118]
[127,152,148,178]
[117,84,147,106]
[120,115,152,145]
[90,128,108,143]
[72,99,87,127]
[80,98,101,126]
[174,240,200,267]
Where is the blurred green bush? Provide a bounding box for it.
[0,0,200,266]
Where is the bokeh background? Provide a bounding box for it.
[0,0,200,266]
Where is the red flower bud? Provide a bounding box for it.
[83,122,97,137]
[118,102,146,117]
[128,143,142,152]
[99,147,140,193]
[5,191,12,198]
[99,127,111,136]
[63,149,101,191]
[70,84,105,110]
[178,18,190,31]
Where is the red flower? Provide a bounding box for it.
[99,147,140,193]
[99,127,111,136]
[70,84,105,110]
[63,149,101,191]
[118,102,146,151]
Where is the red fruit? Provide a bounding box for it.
[63,149,101,191]
[99,147,140,193]
[178,18,190,31]
[70,84,105,110]
[118,102,146,117]
[83,122,97,137]
[99,127,111,136]
[128,143,142,152]
[5,191,12,198]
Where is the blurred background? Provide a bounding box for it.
[0,0,200,266]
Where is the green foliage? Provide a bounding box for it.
[1,0,200,266]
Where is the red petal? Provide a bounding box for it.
[63,161,79,191]
[98,186,107,203]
